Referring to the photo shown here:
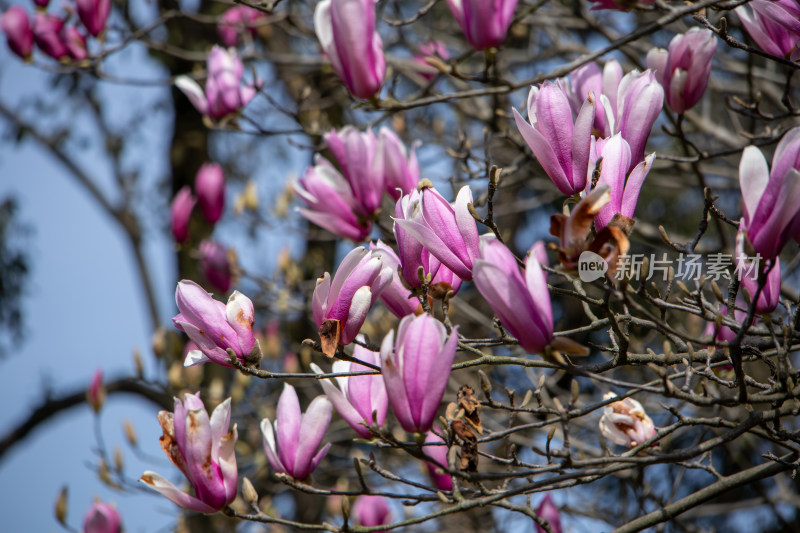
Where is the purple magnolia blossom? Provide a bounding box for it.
[83,501,122,533]
[314,0,385,99]
[295,156,372,241]
[62,26,87,61]
[513,81,596,195]
[33,12,67,60]
[195,162,226,224]
[445,0,519,50]
[369,241,421,318]
[260,384,332,479]
[393,185,479,281]
[352,495,391,531]
[312,246,393,354]
[646,28,716,114]
[563,59,624,136]
[535,494,562,533]
[140,394,238,513]
[76,0,110,37]
[199,240,232,293]
[172,280,260,367]
[170,185,195,243]
[380,313,459,434]
[737,0,800,61]
[218,5,268,47]
[310,341,387,438]
[87,368,104,413]
[473,236,553,354]
[380,127,420,201]
[413,40,449,81]
[422,429,453,491]
[586,134,655,230]
[325,126,384,218]
[598,392,657,448]
[175,46,259,120]
[600,69,664,169]
[393,190,464,293]
[736,225,781,314]
[2,7,33,60]
[738,127,800,259]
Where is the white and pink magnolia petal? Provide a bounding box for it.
[570,92,597,191]
[311,362,372,438]
[175,76,209,116]
[312,272,332,327]
[418,325,458,431]
[293,396,332,477]
[620,152,655,219]
[139,471,218,514]
[275,384,302,473]
[217,424,238,505]
[380,330,415,432]
[259,418,287,474]
[739,145,770,223]
[513,108,572,195]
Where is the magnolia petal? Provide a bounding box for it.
[259,418,287,474]
[139,471,218,514]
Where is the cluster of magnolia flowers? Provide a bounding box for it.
[0,0,108,62]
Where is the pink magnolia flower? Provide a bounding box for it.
[588,0,654,11]
[217,5,268,47]
[172,280,260,367]
[170,185,195,243]
[198,240,232,293]
[585,134,655,231]
[195,162,226,224]
[314,0,385,99]
[76,0,110,37]
[33,12,67,60]
[380,314,459,434]
[1,7,33,60]
[393,185,479,281]
[175,46,259,120]
[295,156,372,241]
[310,341,387,438]
[413,40,449,81]
[62,26,87,61]
[83,501,122,533]
[737,0,800,61]
[513,81,596,195]
[352,495,391,531]
[446,0,519,50]
[473,236,553,354]
[738,126,800,259]
[393,190,464,293]
[736,225,781,314]
[312,246,392,356]
[369,241,422,318]
[140,393,238,513]
[260,383,332,479]
[380,127,420,201]
[598,392,656,448]
[324,126,384,218]
[422,429,453,491]
[563,59,623,136]
[535,494,562,533]
[646,28,716,114]
[87,368,105,413]
[600,69,664,170]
